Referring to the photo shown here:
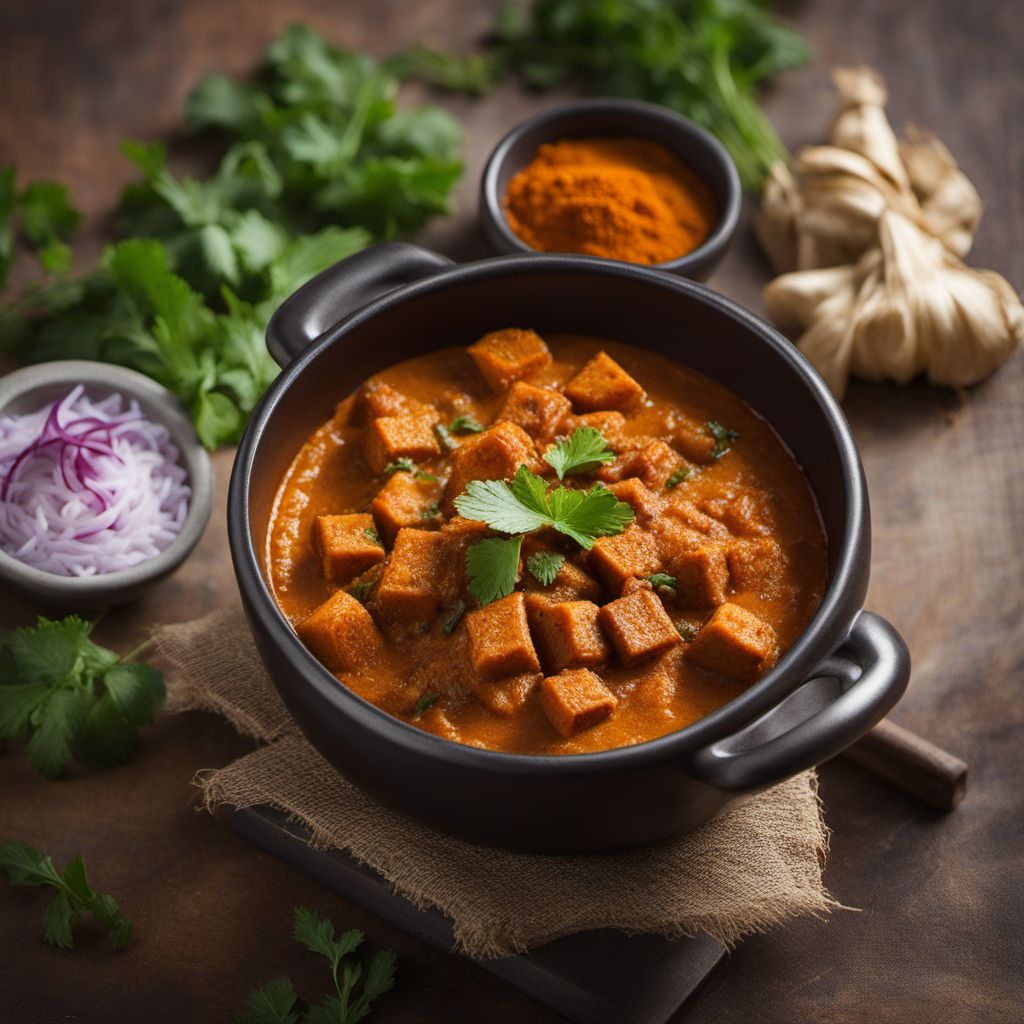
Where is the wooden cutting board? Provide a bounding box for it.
[230,805,725,1024]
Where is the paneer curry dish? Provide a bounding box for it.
[268,330,828,755]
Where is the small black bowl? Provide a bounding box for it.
[480,99,742,280]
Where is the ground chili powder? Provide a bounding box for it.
[503,137,716,265]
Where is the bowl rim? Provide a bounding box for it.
[231,253,866,778]
[479,97,743,273]
[0,360,213,599]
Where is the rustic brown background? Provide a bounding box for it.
[1,1,1022,1021]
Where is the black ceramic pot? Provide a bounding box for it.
[229,242,910,853]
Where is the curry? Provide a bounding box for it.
[268,331,827,756]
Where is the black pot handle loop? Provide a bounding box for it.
[689,611,910,792]
[266,242,456,368]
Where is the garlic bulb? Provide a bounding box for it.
[764,211,1023,399]
[758,66,1021,398]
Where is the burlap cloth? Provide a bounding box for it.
[155,606,837,958]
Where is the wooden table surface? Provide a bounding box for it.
[1,2,1022,1022]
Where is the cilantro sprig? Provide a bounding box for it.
[0,841,132,950]
[383,458,437,483]
[0,616,165,779]
[235,906,396,1024]
[526,551,565,587]
[543,426,616,480]
[456,466,633,604]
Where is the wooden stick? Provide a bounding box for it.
[843,718,968,811]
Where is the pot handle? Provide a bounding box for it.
[688,611,910,792]
[266,242,456,367]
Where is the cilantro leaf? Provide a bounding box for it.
[294,906,364,964]
[706,420,739,460]
[543,427,615,480]
[433,422,455,452]
[412,692,439,717]
[440,600,465,635]
[665,465,693,489]
[466,535,523,606]
[456,476,549,535]
[526,551,565,587]
[383,458,437,483]
[544,482,634,550]
[0,841,132,950]
[448,414,484,434]
[232,976,300,1024]
[646,572,677,594]
[0,616,165,778]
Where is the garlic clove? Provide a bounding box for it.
[899,124,982,258]
[755,160,802,274]
[829,67,911,192]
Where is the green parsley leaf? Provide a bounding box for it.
[383,458,437,483]
[440,600,466,635]
[543,427,616,480]
[706,420,739,460]
[232,976,300,1024]
[466,535,523,606]
[665,465,694,489]
[0,841,132,950]
[526,551,565,587]
[448,414,484,434]
[0,616,165,779]
[456,473,549,535]
[412,692,439,717]
[646,573,677,594]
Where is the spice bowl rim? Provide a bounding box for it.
[0,359,213,609]
[478,97,743,278]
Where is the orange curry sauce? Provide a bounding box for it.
[267,333,827,755]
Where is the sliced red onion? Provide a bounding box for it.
[0,385,191,576]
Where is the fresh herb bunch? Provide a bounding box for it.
[0,616,165,779]
[235,906,396,1024]
[0,841,132,950]
[0,25,464,447]
[493,0,810,190]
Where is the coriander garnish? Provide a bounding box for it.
[434,422,455,452]
[412,692,439,717]
[665,465,694,489]
[419,500,441,521]
[448,414,484,434]
[543,426,616,480]
[676,622,699,642]
[706,420,738,460]
[383,458,438,483]
[526,551,565,587]
[441,600,466,635]
[363,526,381,544]
[646,572,677,594]
[0,841,132,950]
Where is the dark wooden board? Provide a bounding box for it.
[230,805,724,1024]
[1,1,1023,1022]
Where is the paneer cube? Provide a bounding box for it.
[672,413,718,464]
[539,668,618,739]
[609,477,665,525]
[296,590,383,673]
[599,588,681,666]
[589,525,661,594]
[370,472,442,545]
[377,528,448,624]
[526,597,610,673]
[571,410,627,444]
[472,673,540,717]
[686,602,777,682]
[624,439,689,490]
[522,557,603,603]
[668,544,730,608]
[497,381,571,441]
[443,421,536,514]
[363,413,441,475]
[702,490,772,538]
[564,351,646,412]
[312,513,385,586]
[663,498,732,540]
[465,592,541,683]
[353,380,417,423]
[727,538,786,596]
[468,328,552,392]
